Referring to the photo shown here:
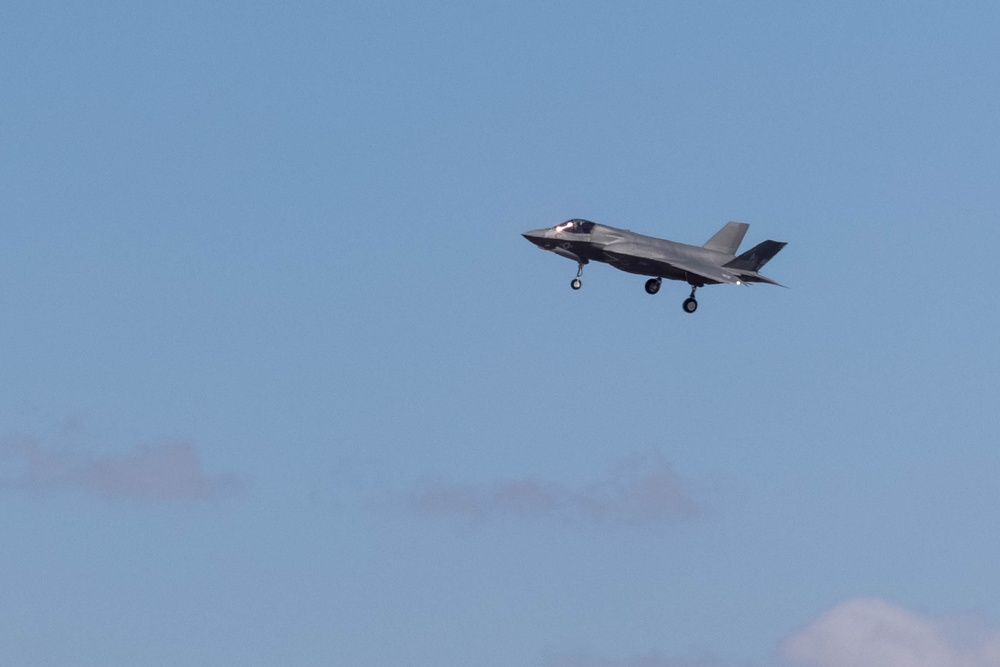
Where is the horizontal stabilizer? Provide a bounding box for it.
[703,222,749,255]
[724,240,786,272]
[734,271,786,287]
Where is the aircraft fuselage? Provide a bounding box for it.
[522,218,786,313]
[522,221,731,285]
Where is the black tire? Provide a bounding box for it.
[644,278,661,295]
[571,278,582,290]
[682,298,698,313]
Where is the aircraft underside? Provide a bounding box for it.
[551,243,710,313]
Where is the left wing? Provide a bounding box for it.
[659,257,742,285]
[602,244,743,285]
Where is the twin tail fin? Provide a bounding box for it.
[703,222,788,286]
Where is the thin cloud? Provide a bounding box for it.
[408,451,698,526]
[544,652,721,667]
[782,598,1000,667]
[0,435,241,502]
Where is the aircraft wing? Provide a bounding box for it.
[602,244,743,285]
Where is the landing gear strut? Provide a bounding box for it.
[682,285,699,313]
[570,262,584,290]
[644,278,661,295]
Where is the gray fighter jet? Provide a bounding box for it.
[522,219,786,313]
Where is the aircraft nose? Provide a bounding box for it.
[522,229,549,247]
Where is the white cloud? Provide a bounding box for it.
[782,598,1000,667]
[543,599,1000,667]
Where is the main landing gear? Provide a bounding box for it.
[644,278,699,313]
[682,285,699,313]
[570,262,585,290]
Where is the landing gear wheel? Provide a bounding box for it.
[682,297,698,313]
[571,278,582,290]
[644,278,661,295]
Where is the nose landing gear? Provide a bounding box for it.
[570,262,585,290]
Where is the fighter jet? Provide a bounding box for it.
[522,219,786,313]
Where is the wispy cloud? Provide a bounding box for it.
[408,451,698,527]
[0,435,241,502]
[782,597,1000,667]
[544,652,721,667]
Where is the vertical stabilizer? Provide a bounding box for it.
[724,240,787,271]
[703,222,749,255]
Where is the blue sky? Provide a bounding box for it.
[3,2,1000,666]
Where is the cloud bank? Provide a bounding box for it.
[782,598,1000,667]
[408,451,698,527]
[0,435,240,502]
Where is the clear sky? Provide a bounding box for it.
[3,2,1000,666]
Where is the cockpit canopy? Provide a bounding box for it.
[552,219,596,234]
